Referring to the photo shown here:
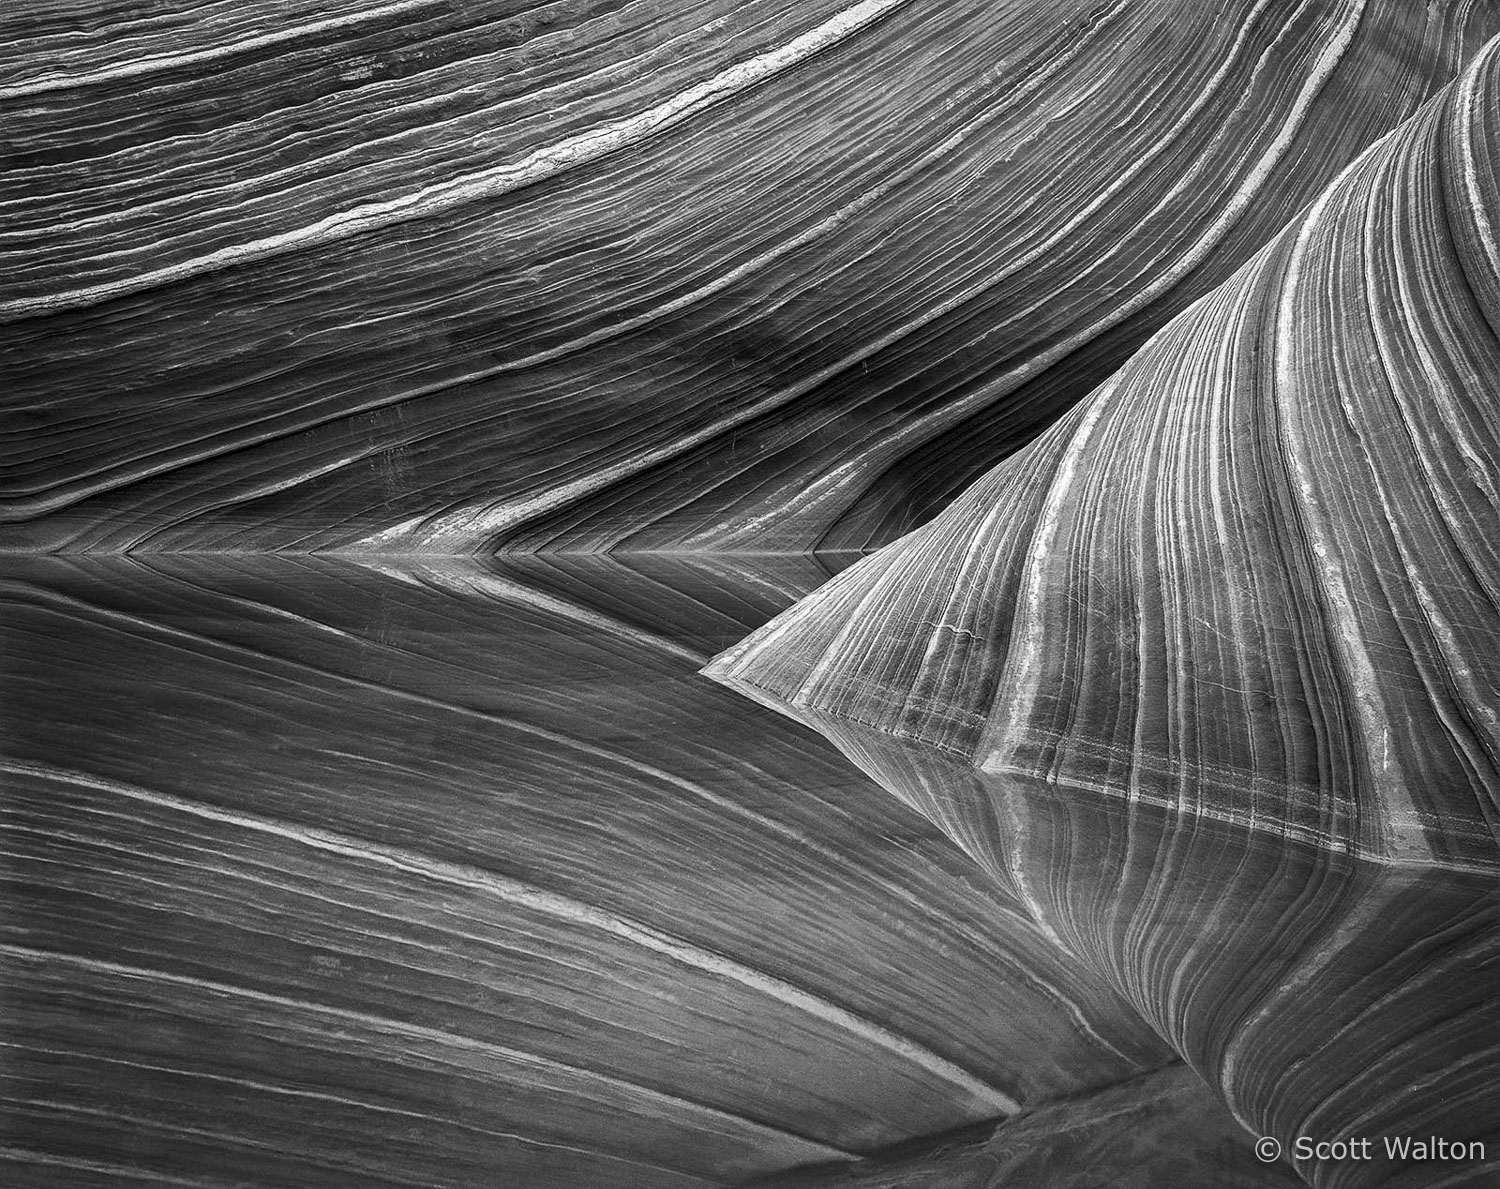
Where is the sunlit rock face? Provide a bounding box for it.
[4,1,1499,553]
[708,34,1500,1189]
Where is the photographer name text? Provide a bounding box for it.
[1254,1136,1486,1163]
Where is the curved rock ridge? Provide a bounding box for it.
[1,555,1177,1188]
[706,34,1500,1189]
[797,731,1500,1189]
[708,31,1500,870]
[4,1,1499,552]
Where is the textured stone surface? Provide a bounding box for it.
[4,1,1499,552]
[707,33,1500,1189]
[2,556,1180,1187]
[708,32,1500,866]
[6,2,1500,1186]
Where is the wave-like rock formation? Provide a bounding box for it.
[4,1,1500,553]
[708,32,1500,1189]
[8,2,1500,1187]
[3,556,1193,1187]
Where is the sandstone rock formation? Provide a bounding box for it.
[4,0,1498,553]
[3,555,1180,1186]
[4,1,1500,1186]
[708,30,1500,1189]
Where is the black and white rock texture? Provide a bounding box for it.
[4,0,1499,554]
[707,26,1500,1189]
[2,556,1186,1185]
[3,1,1499,1186]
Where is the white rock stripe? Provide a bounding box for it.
[0,1040,728,1167]
[0,0,913,323]
[1271,176,1432,864]
[709,0,1372,544]
[0,0,449,100]
[0,1148,234,1188]
[1457,43,1500,287]
[1,759,1019,1115]
[0,942,859,1160]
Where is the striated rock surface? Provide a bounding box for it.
[708,33,1500,1189]
[2,556,1180,1187]
[8,3,1500,1186]
[4,1,1500,553]
[709,28,1500,866]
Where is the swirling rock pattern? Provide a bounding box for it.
[3,556,1184,1187]
[7,2,1500,1187]
[4,1,1499,552]
[708,32,1500,1189]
